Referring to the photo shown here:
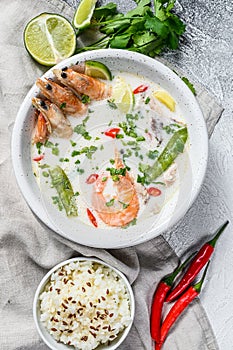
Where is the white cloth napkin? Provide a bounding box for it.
[0,0,222,349]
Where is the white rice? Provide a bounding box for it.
[39,260,132,349]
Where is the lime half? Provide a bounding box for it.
[73,0,97,30]
[84,60,112,80]
[112,77,135,114]
[24,13,76,66]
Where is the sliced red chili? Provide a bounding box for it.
[147,187,161,197]
[87,208,98,228]
[133,84,148,94]
[86,174,99,184]
[33,154,44,162]
[104,127,121,138]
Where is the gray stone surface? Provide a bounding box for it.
[64,1,233,348]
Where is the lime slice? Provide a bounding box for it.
[153,90,176,112]
[112,77,135,114]
[24,13,76,66]
[73,0,97,30]
[84,60,112,80]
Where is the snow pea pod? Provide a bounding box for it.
[145,127,188,183]
[49,166,78,217]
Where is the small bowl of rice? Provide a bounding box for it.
[33,257,135,350]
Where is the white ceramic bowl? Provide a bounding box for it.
[33,257,135,350]
[12,49,208,248]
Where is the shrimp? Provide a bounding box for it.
[53,68,111,100]
[92,152,139,227]
[32,97,73,139]
[33,111,50,144]
[36,78,87,117]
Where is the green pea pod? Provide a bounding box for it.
[49,166,78,217]
[145,127,188,183]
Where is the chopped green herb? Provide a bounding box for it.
[107,99,118,109]
[112,175,120,182]
[106,167,127,177]
[145,128,149,133]
[116,133,124,139]
[77,168,85,174]
[95,137,100,141]
[122,218,137,229]
[145,97,150,104]
[126,113,139,121]
[100,144,104,150]
[38,163,50,169]
[74,120,92,140]
[33,172,37,177]
[52,147,59,156]
[136,136,145,142]
[60,102,66,109]
[59,158,70,162]
[36,142,43,154]
[106,198,115,207]
[70,140,77,147]
[72,150,80,157]
[44,140,54,148]
[102,177,107,182]
[147,149,159,159]
[74,191,80,196]
[137,174,146,185]
[119,201,129,209]
[110,159,115,164]
[75,159,81,164]
[81,94,91,104]
[108,120,113,126]
[88,108,94,113]
[52,196,63,211]
[42,171,49,178]
[163,124,182,134]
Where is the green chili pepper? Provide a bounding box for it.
[49,166,78,217]
[145,127,188,183]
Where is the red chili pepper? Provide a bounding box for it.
[86,173,99,184]
[86,208,98,228]
[133,85,148,94]
[104,128,121,138]
[156,262,210,350]
[150,253,195,343]
[33,154,44,162]
[166,221,229,303]
[147,187,161,197]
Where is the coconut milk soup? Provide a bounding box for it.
[32,70,188,230]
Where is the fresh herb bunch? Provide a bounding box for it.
[76,0,186,57]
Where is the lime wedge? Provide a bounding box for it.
[84,60,112,80]
[73,0,97,30]
[112,77,135,114]
[24,13,76,66]
[153,90,176,112]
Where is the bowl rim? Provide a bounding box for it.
[33,257,135,350]
[12,48,209,248]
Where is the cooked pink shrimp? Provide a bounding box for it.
[53,68,111,100]
[32,97,73,139]
[92,153,139,227]
[36,78,87,117]
[33,111,50,144]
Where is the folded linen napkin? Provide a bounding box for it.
[0,0,222,349]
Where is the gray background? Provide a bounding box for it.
[63,0,233,348]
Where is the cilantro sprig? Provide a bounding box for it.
[76,0,186,58]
